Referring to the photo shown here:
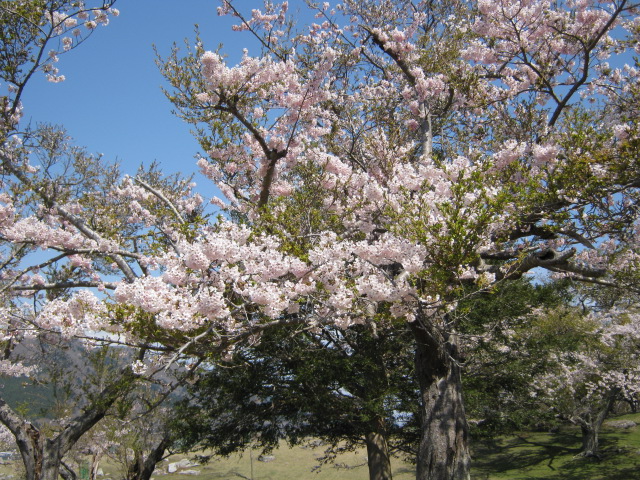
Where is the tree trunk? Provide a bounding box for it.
[365,417,393,480]
[126,434,172,480]
[126,449,144,480]
[89,453,103,480]
[60,461,78,480]
[410,319,470,480]
[577,388,619,458]
[580,425,600,458]
[0,398,42,480]
[0,367,138,480]
[40,439,63,480]
[7,424,88,480]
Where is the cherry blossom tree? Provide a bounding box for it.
[529,300,640,458]
[460,286,640,457]
[0,3,192,479]
[0,0,119,134]
[156,1,640,478]
[1,1,639,480]
[71,399,174,480]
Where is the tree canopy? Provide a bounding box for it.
[0,0,639,479]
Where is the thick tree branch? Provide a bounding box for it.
[366,28,416,86]
[54,365,138,455]
[10,281,119,292]
[496,247,577,280]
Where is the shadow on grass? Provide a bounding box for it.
[473,432,580,473]
[471,427,640,480]
[394,466,417,475]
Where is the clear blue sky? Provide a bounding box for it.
[22,0,270,200]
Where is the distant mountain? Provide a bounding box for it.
[0,375,53,417]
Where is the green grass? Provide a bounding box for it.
[149,446,416,480]
[471,413,640,480]
[2,414,640,479]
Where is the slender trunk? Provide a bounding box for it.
[21,424,42,480]
[89,453,102,480]
[126,435,171,480]
[365,417,393,480]
[60,460,78,480]
[410,319,470,480]
[138,435,171,480]
[126,449,144,480]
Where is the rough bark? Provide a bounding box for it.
[580,425,600,458]
[577,388,619,458]
[365,417,393,480]
[0,397,42,480]
[40,440,63,480]
[1,409,109,480]
[410,319,470,480]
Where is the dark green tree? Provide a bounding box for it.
[173,322,419,480]
[458,278,573,435]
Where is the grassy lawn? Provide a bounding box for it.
[0,442,415,480]
[471,413,640,480]
[2,414,640,479]
[147,446,416,480]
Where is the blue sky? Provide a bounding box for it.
[22,0,270,200]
